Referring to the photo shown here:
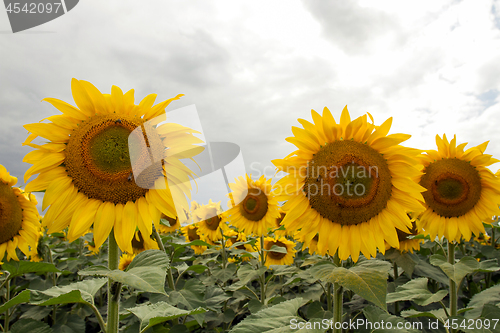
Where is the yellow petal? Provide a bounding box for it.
[93,202,116,249]
[71,78,95,116]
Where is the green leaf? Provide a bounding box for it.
[465,283,500,319]
[106,267,167,294]
[401,308,447,322]
[386,278,448,306]
[127,250,170,270]
[79,260,167,294]
[413,260,449,285]
[186,265,208,274]
[29,278,108,306]
[169,279,206,326]
[364,305,420,332]
[10,318,53,333]
[0,289,31,313]
[2,261,60,278]
[384,249,419,277]
[310,261,388,310]
[265,245,288,254]
[229,298,325,333]
[227,265,267,291]
[128,301,207,331]
[430,255,499,284]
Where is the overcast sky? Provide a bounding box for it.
[1,0,500,211]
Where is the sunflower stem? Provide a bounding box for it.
[221,228,227,271]
[448,241,458,333]
[260,235,266,305]
[333,253,343,333]
[107,230,121,333]
[326,282,333,312]
[492,224,496,249]
[4,279,10,332]
[393,261,399,315]
[152,225,175,291]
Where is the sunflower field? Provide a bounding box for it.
[3,79,500,333]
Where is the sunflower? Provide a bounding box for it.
[417,135,500,242]
[273,208,293,236]
[157,214,181,234]
[192,199,228,243]
[0,164,41,261]
[223,174,280,236]
[131,230,159,254]
[272,106,426,262]
[225,228,254,252]
[181,224,207,255]
[119,253,136,271]
[394,216,423,253]
[257,236,297,267]
[297,233,320,256]
[23,79,203,253]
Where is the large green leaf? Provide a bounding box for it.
[79,264,167,294]
[0,289,31,313]
[430,255,500,284]
[310,261,388,310]
[465,284,500,319]
[106,267,167,294]
[229,298,326,333]
[128,301,207,332]
[364,305,420,333]
[413,260,449,285]
[29,278,108,306]
[127,250,170,270]
[386,278,448,306]
[2,261,60,278]
[401,308,447,322]
[10,318,53,333]
[169,279,206,326]
[384,250,419,277]
[227,265,267,291]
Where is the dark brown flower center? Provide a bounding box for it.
[304,140,392,225]
[0,183,23,244]
[420,159,481,218]
[66,114,165,204]
[240,188,269,221]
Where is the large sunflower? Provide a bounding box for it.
[272,106,425,262]
[23,79,203,253]
[192,199,228,243]
[417,134,500,242]
[223,174,280,236]
[257,236,297,267]
[0,164,40,261]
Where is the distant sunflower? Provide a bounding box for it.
[157,214,181,234]
[23,79,203,253]
[182,224,207,255]
[131,230,159,254]
[298,233,320,256]
[273,209,289,237]
[257,236,297,267]
[119,253,136,271]
[192,199,227,243]
[0,164,40,261]
[224,174,280,236]
[395,216,423,253]
[225,228,254,252]
[272,106,425,262]
[418,135,500,242]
